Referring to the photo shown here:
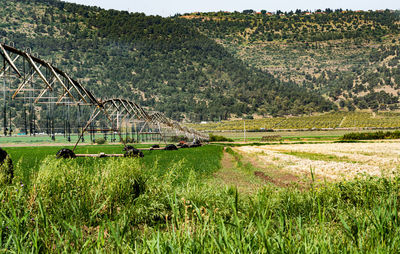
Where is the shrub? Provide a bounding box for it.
[209,134,234,142]
[0,148,13,185]
[32,158,145,220]
[94,137,106,144]
[342,130,400,140]
[0,156,13,185]
[260,135,282,141]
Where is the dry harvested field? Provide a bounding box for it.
[235,142,400,181]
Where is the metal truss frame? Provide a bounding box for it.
[0,42,208,150]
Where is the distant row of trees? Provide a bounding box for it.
[185,10,400,43]
[242,8,351,15]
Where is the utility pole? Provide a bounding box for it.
[243,120,246,143]
[116,111,119,130]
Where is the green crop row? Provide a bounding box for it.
[190,112,400,131]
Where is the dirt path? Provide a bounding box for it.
[211,151,262,193]
[221,149,234,169]
[211,148,307,192]
[233,148,307,188]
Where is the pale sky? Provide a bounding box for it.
[63,0,399,17]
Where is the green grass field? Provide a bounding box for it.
[210,129,379,142]
[1,144,400,252]
[1,126,397,145]
[4,144,219,186]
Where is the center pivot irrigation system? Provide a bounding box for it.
[0,41,208,160]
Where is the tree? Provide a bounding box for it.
[242,9,254,14]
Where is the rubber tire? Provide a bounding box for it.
[56,148,76,159]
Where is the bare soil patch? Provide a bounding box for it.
[253,171,293,187]
[234,148,307,188]
[236,142,399,181]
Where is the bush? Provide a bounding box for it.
[0,156,13,185]
[32,158,145,219]
[342,130,400,140]
[209,134,234,142]
[248,129,274,132]
[260,135,282,141]
[0,148,13,185]
[94,137,106,144]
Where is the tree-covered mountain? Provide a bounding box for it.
[0,0,334,121]
[179,10,400,111]
[2,1,399,121]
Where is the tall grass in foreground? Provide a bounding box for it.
[0,145,400,252]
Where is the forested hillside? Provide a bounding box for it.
[0,0,334,121]
[2,1,399,121]
[180,10,400,111]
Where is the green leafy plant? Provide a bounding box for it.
[94,137,106,144]
[209,134,234,142]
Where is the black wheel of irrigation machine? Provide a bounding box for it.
[123,146,144,158]
[0,148,13,184]
[56,148,76,159]
[164,144,178,150]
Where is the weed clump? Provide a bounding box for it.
[342,130,400,140]
[32,158,145,219]
[260,135,282,141]
[209,134,234,142]
[0,148,13,185]
[94,137,106,144]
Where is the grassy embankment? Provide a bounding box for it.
[0,144,400,252]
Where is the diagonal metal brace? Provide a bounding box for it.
[0,44,22,77]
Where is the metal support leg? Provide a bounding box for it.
[73,107,101,152]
